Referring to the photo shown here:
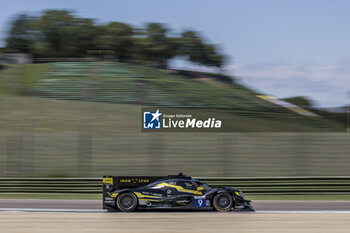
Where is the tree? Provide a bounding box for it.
[201,44,225,67]
[95,22,133,61]
[140,23,176,68]
[37,10,97,57]
[69,18,98,57]
[178,30,204,63]
[5,14,34,53]
[179,30,225,68]
[4,10,226,68]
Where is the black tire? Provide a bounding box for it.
[116,192,138,212]
[213,193,233,212]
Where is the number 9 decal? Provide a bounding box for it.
[198,200,203,206]
[194,197,206,207]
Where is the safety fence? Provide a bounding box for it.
[1,133,350,178]
[0,177,350,195]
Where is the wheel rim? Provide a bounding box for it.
[119,195,135,209]
[217,195,231,209]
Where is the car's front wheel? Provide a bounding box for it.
[116,192,138,212]
[213,193,233,212]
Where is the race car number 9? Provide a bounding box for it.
[194,197,206,207]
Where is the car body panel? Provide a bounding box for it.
[103,174,254,211]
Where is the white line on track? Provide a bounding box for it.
[256,210,350,214]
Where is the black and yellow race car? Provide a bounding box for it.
[103,173,254,212]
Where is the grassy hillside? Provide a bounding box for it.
[0,95,342,133]
[0,63,49,95]
[1,62,285,111]
[0,62,344,132]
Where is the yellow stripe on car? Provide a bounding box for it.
[108,192,119,198]
[138,198,163,202]
[109,192,162,199]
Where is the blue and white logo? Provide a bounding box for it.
[143,109,162,129]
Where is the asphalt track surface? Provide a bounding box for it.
[1,199,350,211]
[1,199,350,233]
[1,212,350,233]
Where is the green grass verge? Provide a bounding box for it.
[0,193,101,200]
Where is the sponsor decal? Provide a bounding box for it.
[206,200,211,207]
[120,178,150,184]
[141,107,347,133]
[103,177,113,184]
[142,108,223,132]
[143,109,162,129]
[194,196,206,207]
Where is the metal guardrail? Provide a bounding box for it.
[1,177,350,194]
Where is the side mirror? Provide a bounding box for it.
[197,187,204,191]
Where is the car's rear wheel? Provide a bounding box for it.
[116,192,138,212]
[213,193,233,212]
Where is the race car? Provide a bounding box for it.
[103,173,254,212]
